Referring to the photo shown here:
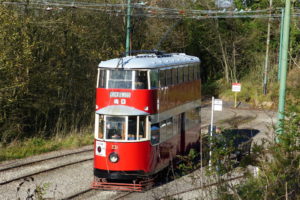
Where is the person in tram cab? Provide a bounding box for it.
[107,123,122,139]
[128,134,136,140]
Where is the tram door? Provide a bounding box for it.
[179,113,185,154]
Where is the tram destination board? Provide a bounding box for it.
[110,92,131,98]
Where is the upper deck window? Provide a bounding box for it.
[150,70,159,89]
[108,70,133,89]
[98,69,106,88]
[159,70,166,87]
[135,71,148,89]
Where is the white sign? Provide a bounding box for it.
[232,83,241,92]
[213,99,223,111]
[95,141,106,157]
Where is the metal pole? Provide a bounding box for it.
[209,96,214,168]
[234,92,237,108]
[263,0,272,95]
[277,0,291,136]
[125,0,131,56]
[278,8,285,81]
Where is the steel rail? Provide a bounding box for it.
[0,148,93,173]
[61,188,94,200]
[0,158,93,186]
[160,175,245,199]
[112,191,134,200]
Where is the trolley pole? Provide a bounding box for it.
[125,0,131,56]
[277,0,291,137]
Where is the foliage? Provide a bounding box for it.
[0,129,93,162]
[216,111,300,200]
[0,0,300,150]
[177,148,200,176]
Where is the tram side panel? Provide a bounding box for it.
[157,79,201,154]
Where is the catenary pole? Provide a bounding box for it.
[277,0,291,136]
[263,0,272,95]
[125,0,131,56]
[278,8,285,81]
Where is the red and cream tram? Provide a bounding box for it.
[92,52,201,191]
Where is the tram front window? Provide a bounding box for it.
[139,116,146,140]
[106,117,125,140]
[128,116,137,140]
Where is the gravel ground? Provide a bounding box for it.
[0,102,276,200]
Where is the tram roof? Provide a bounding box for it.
[98,53,200,69]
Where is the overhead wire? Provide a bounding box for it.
[1,0,293,19]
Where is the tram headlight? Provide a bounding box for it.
[109,152,119,163]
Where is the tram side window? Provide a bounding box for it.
[128,116,137,140]
[195,65,200,79]
[172,68,178,85]
[98,115,104,139]
[106,117,126,140]
[138,116,146,140]
[159,70,166,87]
[186,108,201,130]
[151,123,160,145]
[135,71,148,89]
[166,118,173,139]
[108,70,132,89]
[193,64,198,80]
[150,70,159,89]
[178,67,184,84]
[172,116,178,136]
[189,66,194,81]
[98,69,106,88]
[183,66,189,82]
[166,70,172,86]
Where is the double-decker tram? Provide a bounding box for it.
[92,51,201,191]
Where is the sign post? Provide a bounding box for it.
[209,97,223,168]
[232,83,241,108]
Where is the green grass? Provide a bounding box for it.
[0,130,94,162]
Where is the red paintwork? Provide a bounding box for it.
[93,125,200,174]
[94,140,155,172]
[94,79,201,177]
[95,80,201,115]
[96,88,157,114]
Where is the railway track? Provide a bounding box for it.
[0,147,93,173]
[0,148,93,186]
[63,188,133,200]
[159,175,245,199]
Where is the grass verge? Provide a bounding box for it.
[0,130,94,162]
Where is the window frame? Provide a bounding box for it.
[134,70,149,90]
[107,69,134,89]
[100,115,149,142]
